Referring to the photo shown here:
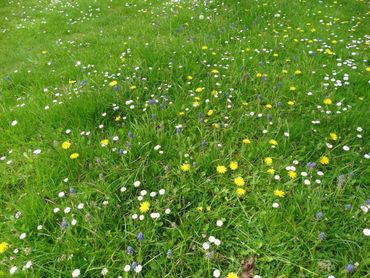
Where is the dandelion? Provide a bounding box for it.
[269,139,278,146]
[267,168,275,175]
[100,139,109,147]
[0,242,9,253]
[70,153,79,160]
[234,176,245,186]
[180,163,190,172]
[274,189,285,197]
[329,133,337,141]
[243,138,251,144]
[226,272,238,278]
[236,188,246,196]
[229,161,238,170]
[139,201,150,213]
[319,156,330,165]
[216,165,227,174]
[264,157,273,165]
[289,86,297,91]
[62,141,71,149]
[109,80,117,87]
[195,87,203,93]
[288,171,297,179]
[323,98,332,105]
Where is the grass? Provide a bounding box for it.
[0,0,369,277]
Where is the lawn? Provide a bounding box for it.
[0,0,369,277]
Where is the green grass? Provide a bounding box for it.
[0,0,369,277]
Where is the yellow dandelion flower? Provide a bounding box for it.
[216,165,227,174]
[264,157,273,165]
[289,86,297,91]
[179,112,185,116]
[109,80,117,87]
[69,80,76,84]
[211,69,219,74]
[323,98,332,105]
[274,189,285,197]
[70,153,79,160]
[187,75,193,80]
[207,109,214,116]
[288,100,295,106]
[100,139,109,146]
[227,272,238,278]
[329,133,337,141]
[139,201,150,213]
[295,70,302,75]
[265,104,272,109]
[195,87,203,93]
[243,138,251,144]
[319,156,330,165]
[288,171,297,179]
[206,206,211,211]
[62,141,71,150]
[229,161,238,171]
[0,242,9,254]
[180,163,190,172]
[236,187,246,196]
[196,206,203,212]
[130,85,137,90]
[269,139,278,146]
[234,176,245,186]
[267,168,275,175]
[202,45,208,50]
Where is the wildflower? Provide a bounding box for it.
[316,212,323,220]
[289,86,297,91]
[264,157,273,165]
[202,45,208,50]
[0,242,9,253]
[213,269,221,277]
[234,176,245,186]
[207,109,214,116]
[195,87,203,93]
[243,138,251,144]
[236,188,246,196]
[269,139,278,146]
[329,133,337,141]
[216,165,227,174]
[100,139,109,147]
[180,163,190,172]
[109,80,117,87]
[274,189,285,197]
[187,75,193,80]
[319,232,326,240]
[229,161,238,170]
[323,98,332,105]
[227,272,238,278]
[346,264,354,272]
[363,228,370,236]
[319,156,330,165]
[127,246,133,255]
[288,171,297,179]
[72,269,81,277]
[139,201,150,213]
[295,70,302,75]
[287,100,295,106]
[130,85,137,90]
[137,232,144,241]
[62,141,71,149]
[70,153,79,160]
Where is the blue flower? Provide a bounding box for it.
[127,246,133,255]
[316,212,323,220]
[346,264,354,272]
[319,232,326,240]
[137,232,144,241]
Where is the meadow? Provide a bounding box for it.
[0,0,369,277]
